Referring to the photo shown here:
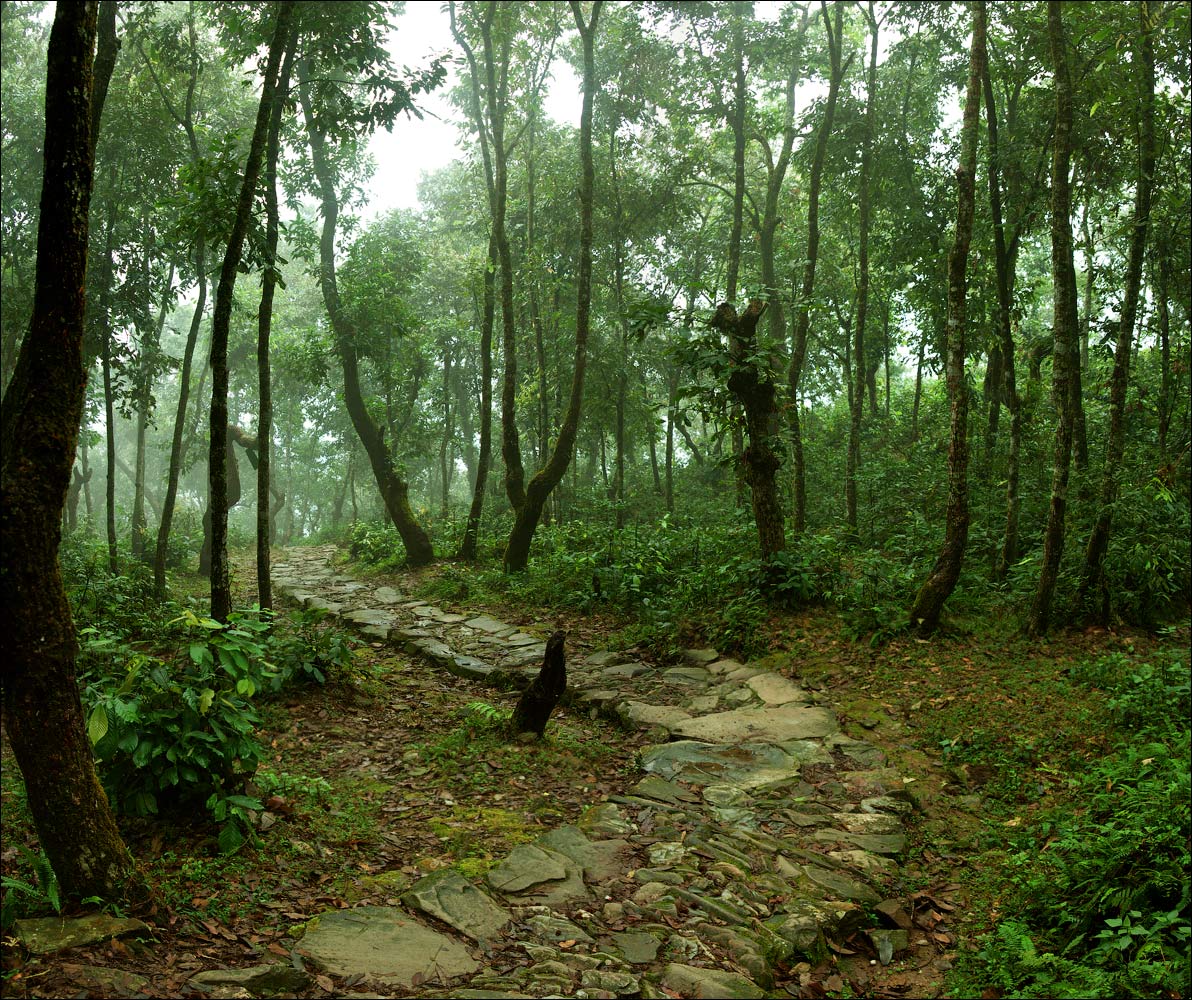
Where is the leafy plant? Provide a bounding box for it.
[0,847,61,930]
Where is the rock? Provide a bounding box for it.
[585,650,630,667]
[704,658,746,675]
[613,930,662,964]
[13,914,152,954]
[525,913,593,944]
[664,666,711,684]
[537,826,632,882]
[830,812,903,835]
[304,596,343,614]
[621,701,692,731]
[581,968,642,995]
[646,841,688,867]
[466,615,513,633]
[578,803,634,838]
[59,964,149,996]
[371,586,402,604]
[639,740,802,789]
[672,705,838,744]
[602,662,651,678]
[190,964,312,997]
[875,898,914,930]
[343,609,395,629]
[797,864,882,905]
[633,869,684,885]
[401,870,510,943]
[868,928,910,965]
[681,648,720,666]
[487,845,568,893]
[630,775,700,805]
[744,673,808,706]
[812,830,907,856]
[297,906,478,988]
[661,963,764,999]
[685,694,721,713]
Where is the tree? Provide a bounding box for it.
[0,0,147,904]
[502,1,603,572]
[1076,0,1157,621]
[907,0,985,634]
[789,1,848,535]
[207,1,293,621]
[1028,0,1081,636]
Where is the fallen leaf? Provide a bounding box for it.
[315,973,334,992]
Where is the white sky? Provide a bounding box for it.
[366,3,581,217]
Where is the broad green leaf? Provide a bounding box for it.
[199,688,215,715]
[87,704,109,745]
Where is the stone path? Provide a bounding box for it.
[268,545,921,998]
[15,544,926,999]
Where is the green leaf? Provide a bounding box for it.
[218,823,245,854]
[198,688,215,715]
[236,677,256,698]
[87,704,109,745]
[190,643,210,666]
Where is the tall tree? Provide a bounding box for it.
[908,0,985,634]
[788,1,848,535]
[503,0,603,571]
[845,2,880,536]
[297,52,436,566]
[208,1,293,622]
[256,26,296,611]
[0,0,146,904]
[1028,0,1080,636]
[1076,0,1157,620]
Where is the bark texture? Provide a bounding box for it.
[1,1,147,904]
[510,631,568,738]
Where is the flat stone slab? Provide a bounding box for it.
[613,930,662,964]
[640,741,803,789]
[622,701,692,731]
[190,964,312,996]
[372,586,402,604]
[682,648,720,666]
[536,826,632,882]
[465,615,513,633]
[486,845,568,893]
[14,914,152,954]
[745,673,808,706]
[662,963,764,999]
[60,964,150,995]
[343,609,396,628]
[401,870,510,943]
[664,666,711,684]
[304,597,343,614]
[673,705,837,744]
[602,662,651,678]
[298,906,478,987]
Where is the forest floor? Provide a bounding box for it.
[1,546,1188,1000]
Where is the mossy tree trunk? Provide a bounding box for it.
[1,1,148,905]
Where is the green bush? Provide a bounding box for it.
[954,652,1192,999]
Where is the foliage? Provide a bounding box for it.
[953,651,1192,999]
[78,604,357,853]
[0,848,60,930]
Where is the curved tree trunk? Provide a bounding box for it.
[908,0,985,634]
[298,59,433,566]
[503,1,602,571]
[1028,0,1080,636]
[1076,0,1155,621]
[1,0,148,905]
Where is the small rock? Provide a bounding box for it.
[867,928,910,965]
[612,931,661,964]
[14,914,152,955]
[875,898,914,930]
[682,648,720,666]
[190,964,312,997]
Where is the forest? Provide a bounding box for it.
[0,1,1189,998]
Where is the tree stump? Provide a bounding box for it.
[510,631,567,738]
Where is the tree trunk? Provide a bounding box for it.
[298,58,434,567]
[1076,0,1155,622]
[102,317,118,575]
[1028,0,1080,636]
[255,30,294,612]
[1,1,147,905]
[847,2,879,537]
[440,338,454,519]
[983,58,1023,580]
[1156,255,1171,461]
[789,2,847,534]
[503,1,602,571]
[718,300,786,559]
[510,631,567,738]
[208,2,292,622]
[459,231,495,560]
[908,0,984,635]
